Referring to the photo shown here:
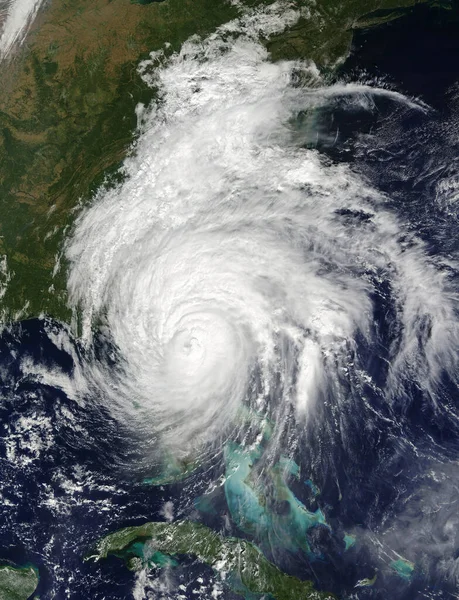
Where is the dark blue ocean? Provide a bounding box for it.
[1,3,459,598]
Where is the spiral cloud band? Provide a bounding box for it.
[65,3,459,459]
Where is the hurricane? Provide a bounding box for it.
[65,2,459,471]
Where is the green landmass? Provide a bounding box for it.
[92,519,335,600]
[0,0,431,323]
[355,571,377,587]
[0,564,39,600]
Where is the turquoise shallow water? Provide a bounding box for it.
[223,442,328,558]
[0,3,459,599]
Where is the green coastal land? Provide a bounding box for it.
[0,564,38,600]
[0,0,431,323]
[92,519,335,600]
[0,0,438,596]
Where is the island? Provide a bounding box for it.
[91,520,335,600]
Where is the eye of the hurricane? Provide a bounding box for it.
[165,316,233,382]
[153,308,252,430]
[183,335,200,355]
[171,329,205,366]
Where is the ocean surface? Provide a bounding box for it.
[1,3,459,598]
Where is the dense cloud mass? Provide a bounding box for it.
[65,4,459,465]
[1,1,459,597]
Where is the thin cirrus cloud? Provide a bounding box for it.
[0,0,44,59]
